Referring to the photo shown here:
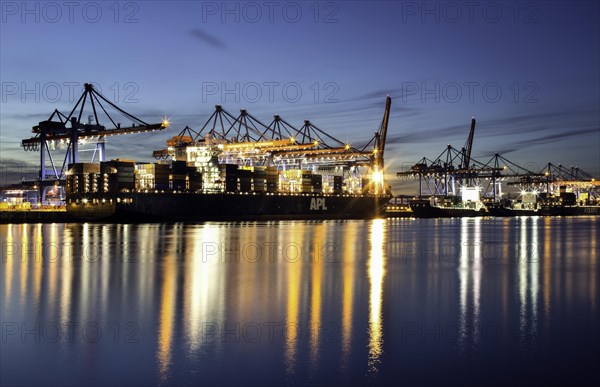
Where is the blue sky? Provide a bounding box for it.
[1,1,598,191]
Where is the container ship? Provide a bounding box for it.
[63,96,393,221]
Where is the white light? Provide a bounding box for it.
[372,171,384,186]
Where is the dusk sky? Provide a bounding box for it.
[1,1,598,192]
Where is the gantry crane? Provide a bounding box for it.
[21,83,168,201]
[395,117,558,200]
[154,97,392,167]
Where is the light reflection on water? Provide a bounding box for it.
[1,217,599,386]
[283,222,303,381]
[458,217,482,354]
[367,219,386,377]
[340,222,357,376]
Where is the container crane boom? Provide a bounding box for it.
[379,95,392,163]
[462,117,476,169]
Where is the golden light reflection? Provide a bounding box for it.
[157,228,179,383]
[185,225,224,352]
[99,225,112,318]
[19,223,28,308]
[4,225,14,308]
[341,223,358,372]
[47,224,59,304]
[78,223,91,321]
[33,224,42,303]
[60,226,74,326]
[367,219,386,375]
[284,223,304,379]
[309,224,325,376]
[237,225,259,329]
[133,225,159,319]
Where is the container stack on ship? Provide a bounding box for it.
[51,88,394,220]
[112,98,392,221]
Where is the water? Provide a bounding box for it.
[1,217,598,386]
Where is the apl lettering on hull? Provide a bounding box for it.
[310,198,328,210]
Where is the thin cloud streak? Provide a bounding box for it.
[189,28,227,50]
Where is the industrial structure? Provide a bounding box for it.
[149,98,391,197]
[10,81,598,220]
[20,83,168,202]
[18,83,393,220]
[396,117,600,216]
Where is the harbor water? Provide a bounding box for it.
[1,217,599,386]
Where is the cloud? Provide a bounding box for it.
[477,147,520,157]
[1,112,51,121]
[384,106,599,145]
[508,127,598,147]
[385,121,469,145]
[189,28,227,49]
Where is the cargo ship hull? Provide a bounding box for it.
[409,200,486,218]
[540,205,600,216]
[109,192,388,221]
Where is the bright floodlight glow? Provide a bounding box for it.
[372,171,384,186]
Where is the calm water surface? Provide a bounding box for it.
[1,217,599,386]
